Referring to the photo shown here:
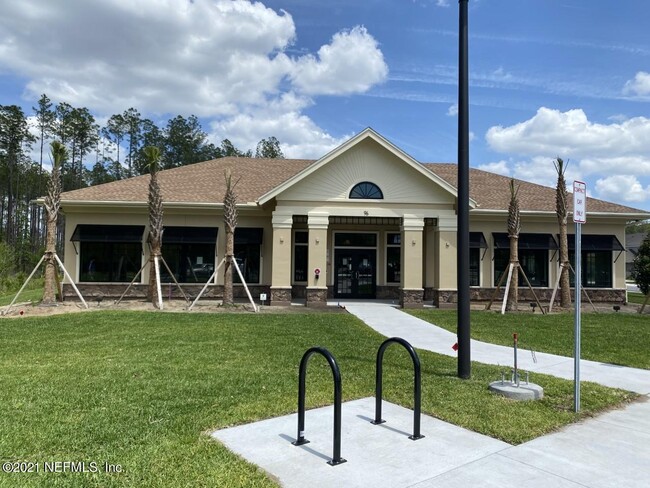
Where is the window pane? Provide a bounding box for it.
[387,233,401,245]
[494,249,547,287]
[234,243,261,284]
[161,243,215,283]
[569,251,612,288]
[294,231,308,244]
[520,250,548,287]
[386,246,401,283]
[469,248,480,286]
[349,181,383,199]
[294,244,308,282]
[335,233,377,247]
[80,242,141,282]
[494,249,509,286]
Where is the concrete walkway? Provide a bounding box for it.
[343,302,650,395]
[342,302,650,487]
[212,302,650,487]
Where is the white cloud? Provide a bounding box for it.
[477,160,510,177]
[623,71,650,97]
[484,107,650,208]
[436,0,450,7]
[290,26,388,96]
[210,92,349,158]
[446,103,458,116]
[486,107,650,158]
[0,0,387,158]
[595,175,650,203]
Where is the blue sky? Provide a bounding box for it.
[1,0,649,211]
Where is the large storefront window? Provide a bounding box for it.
[493,233,556,287]
[294,231,308,282]
[386,233,401,283]
[160,227,217,283]
[494,249,550,287]
[567,235,622,288]
[234,228,263,284]
[73,225,144,282]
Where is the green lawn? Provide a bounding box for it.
[0,282,43,307]
[409,310,650,369]
[628,292,648,305]
[0,311,637,487]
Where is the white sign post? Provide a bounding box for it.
[573,180,586,412]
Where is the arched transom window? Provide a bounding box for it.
[349,181,384,199]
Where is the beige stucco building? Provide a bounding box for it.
[58,129,649,307]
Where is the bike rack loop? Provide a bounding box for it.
[371,337,424,440]
[292,346,346,466]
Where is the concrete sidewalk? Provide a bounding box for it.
[212,302,650,487]
[343,302,650,395]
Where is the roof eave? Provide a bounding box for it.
[59,200,258,209]
[472,208,650,219]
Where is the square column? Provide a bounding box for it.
[306,212,329,307]
[400,215,424,308]
[433,216,458,306]
[270,212,293,306]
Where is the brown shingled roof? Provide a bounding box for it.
[425,163,647,215]
[60,156,648,216]
[61,157,314,204]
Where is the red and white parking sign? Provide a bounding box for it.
[573,181,587,224]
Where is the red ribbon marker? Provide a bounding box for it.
[452,343,459,351]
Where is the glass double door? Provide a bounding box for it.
[334,249,376,299]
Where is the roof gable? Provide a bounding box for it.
[258,128,468,206]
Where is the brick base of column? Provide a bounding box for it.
[399,288,424,309]
[306,287,328,307]
[270,287,292,306]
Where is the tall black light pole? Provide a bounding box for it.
[457,0,471,379]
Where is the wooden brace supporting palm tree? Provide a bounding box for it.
[3,141,87,314]
[485,179,544,314]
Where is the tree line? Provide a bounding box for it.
[0,93,284,274]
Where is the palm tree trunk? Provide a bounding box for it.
[559,220,571,307]
[223,228,233,305]
[42,215,58,304]
[506,236,519,311]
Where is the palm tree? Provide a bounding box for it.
[223,170,238,306]
[554,157,571,308]
[506,178,520,311]
[42,141,65,305]
[145,146,163,307]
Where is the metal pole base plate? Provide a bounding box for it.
[292,439,310,446]
[327,458,347,466]
[408,434,425,441]
[370,419,386,425]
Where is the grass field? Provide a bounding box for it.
[0,311,637,487]
[627,291,648,305]
[409,309,650,369]
[0,281,43,307]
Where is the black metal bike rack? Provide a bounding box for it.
[371,337,424,440]
[292,346,346,466]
